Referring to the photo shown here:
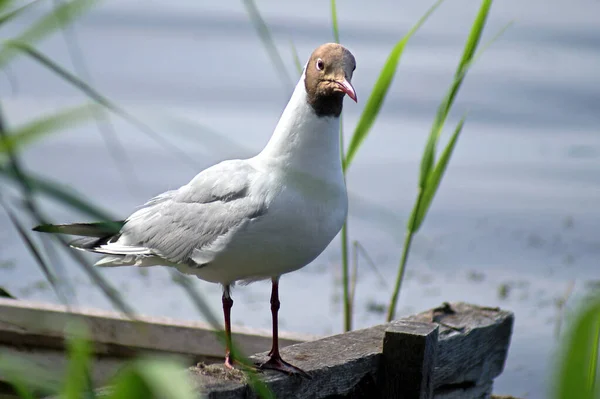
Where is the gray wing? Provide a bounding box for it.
[96,159,267,266]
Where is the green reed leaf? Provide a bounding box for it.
[344,0,444,171]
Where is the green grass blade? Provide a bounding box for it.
[0,0,42,26]
[0,106,74,308]
[418,0,492,188]
[0,0,17,15]
[0,0,99,67]
[386,228,415,321]
[0,163,116,222]
[457,0,493,80]
[329,0,353,332]
[413,116,466,230]
[590,318,600,394]
[290,39,303,75]
[0,104,76,310]
[417,129,434,182]
[5,377,37,399]
[418,23,510,186]
[343,0,444,171]
[553,295,600,399]
[0,104,97,155]
[3,40,200,169]
[444,0,493,116]
[0,198,69,304]
[330,0,340,43]
[387,0,494,322]
[63,324,94,399]
[0,111,133,320]
[0,103,134,320]
[108,370,151,399]
[340,220,351,331]
[349,241,358,312]
[0,353,59,398]
[242,0,293,90]
[108,357,195,399]
[438,0,492,122]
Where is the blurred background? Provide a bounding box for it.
[1,1,599,398]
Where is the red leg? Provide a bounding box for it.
[222,285,235,369]
[267,277,280,358]
[259,277,311,378]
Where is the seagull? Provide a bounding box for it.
[34,43,357,376]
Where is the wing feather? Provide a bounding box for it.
[96,160,267,266]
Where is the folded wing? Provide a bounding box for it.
[38,160,267,268]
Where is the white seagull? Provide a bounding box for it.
[35,43,357,376]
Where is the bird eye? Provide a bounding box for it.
[316,58,324,71]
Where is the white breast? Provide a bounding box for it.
[187,71,348,284]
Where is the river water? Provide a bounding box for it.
[1,1,599,397]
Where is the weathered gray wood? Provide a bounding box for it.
[404,302,514,389]
[1,301,513,399]
[192,323,388,398]
[0,297,310,390]
[190,302,513,399]
[381,321,438,399]
[0,298,310,359]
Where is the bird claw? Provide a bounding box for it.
[258,355,312,379]
[224,356,261,374]
[224,355,236,370]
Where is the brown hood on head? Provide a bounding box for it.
[304,43,357,117]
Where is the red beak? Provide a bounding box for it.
[336,78,357,102]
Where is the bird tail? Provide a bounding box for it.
[33,221,124,237]
[33,221,162,268]
[33,221,132,266]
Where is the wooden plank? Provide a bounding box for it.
[381,321,438,399]
[2,301,513,399]
[193,323,388,398]
[190,302,513,399]
[404,302,514,388]
[0,298,312,359]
